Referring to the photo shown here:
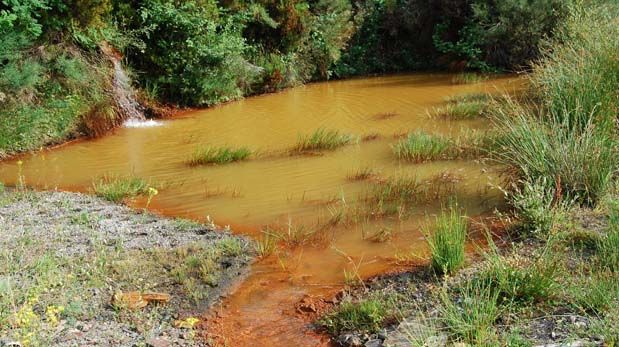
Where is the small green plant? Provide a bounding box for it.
[511,178,563,238]
[187,145,252,165]
[92,175,149,203]
[439,280,500,345]
[218,238,244,257]
[320,299,387,335]
[292,128,356,153]
[424,207,467,274]
[392,131,451,162]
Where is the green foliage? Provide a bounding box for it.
[187,146,252,166]
[511,178,562,237]
[425,207,467,274]
[392,131,451,162]
[120,0,253,106]
[92,175,149,203]
[320,298,386,335]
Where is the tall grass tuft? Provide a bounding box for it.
[530,2,619,133]
[425,207,467,274]
[393,131,451,162]
[439,280,500,345]
[491,2,619,207]
[187,145,252,166]
[492,101,617,206]
[92,175,149,203]
[292,128,356,153]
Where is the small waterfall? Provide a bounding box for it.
[105,45,161,128]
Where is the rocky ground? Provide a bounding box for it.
[0,190,253,347]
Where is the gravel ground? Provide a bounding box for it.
[0,190,254,347]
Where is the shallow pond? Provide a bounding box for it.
[0,73,522,346]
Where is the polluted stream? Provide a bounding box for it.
[0,74,522,346]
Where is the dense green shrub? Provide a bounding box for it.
[118,0,254,106]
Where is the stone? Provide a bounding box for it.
[337,333,364,347]
[365,339,383,347]
[147,337,170,347]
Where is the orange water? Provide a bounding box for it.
[0,73,522,346]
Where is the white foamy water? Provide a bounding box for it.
[123,119,163,128]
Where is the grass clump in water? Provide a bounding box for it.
[92,175,149,203]
[434,93,492,119]
[392,131,451,162]
[292,128,356,153]
[451,72,488,85]
[188,145,252,166]
[425,207,467,274]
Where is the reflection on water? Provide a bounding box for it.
[0,73,522,346]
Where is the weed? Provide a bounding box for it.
[439,280,500,345]
[218,238,244,257]
[92,175,149,203]
[425,207,467,274]
[392,131,451,162]
[320,298,387,335]
[477,254,558,304]
[187,145,252,165]
[292,128,356,153]
[511,178,565,238]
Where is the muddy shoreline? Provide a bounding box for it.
[0,189,254,346]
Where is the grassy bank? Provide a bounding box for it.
[318,2,619,346]
[0,190,252,346]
